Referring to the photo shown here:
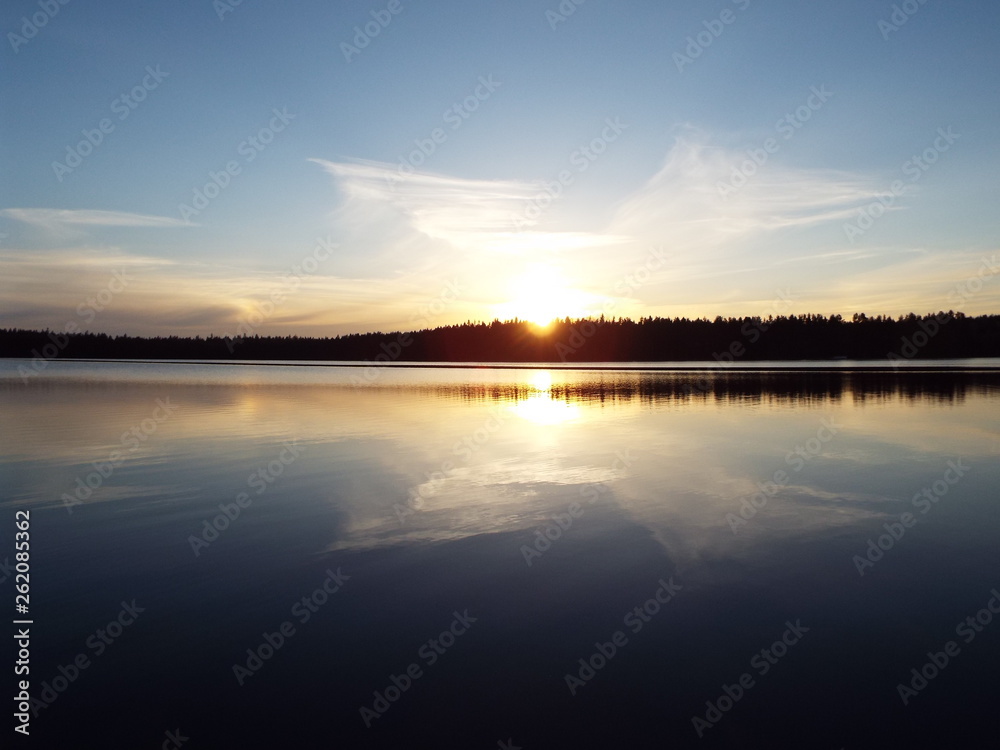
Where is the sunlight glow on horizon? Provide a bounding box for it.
[492,264,599,328]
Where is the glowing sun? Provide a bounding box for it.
[493,264,591,328]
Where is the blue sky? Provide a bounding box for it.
[2,0,999,336]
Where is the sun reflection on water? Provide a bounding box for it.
[508,370,580,425]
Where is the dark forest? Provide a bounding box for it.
[2,311,998,364]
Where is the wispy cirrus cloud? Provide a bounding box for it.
[312,158,532,242]
[310,158,629,256]
[1,208,194,232]
[607,132,885,251]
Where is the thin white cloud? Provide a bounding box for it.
[607,133,888,251]
[312,159,530,240]
[311,158,630,254]
[1,208,194,231]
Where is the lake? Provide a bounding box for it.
[1,359,998,748]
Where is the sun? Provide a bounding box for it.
[493,264,591,328]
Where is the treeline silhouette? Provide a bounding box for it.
[2,311,998,363]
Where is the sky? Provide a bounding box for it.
[2,0,999,337]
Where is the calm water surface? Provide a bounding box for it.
[1,360,998,748]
